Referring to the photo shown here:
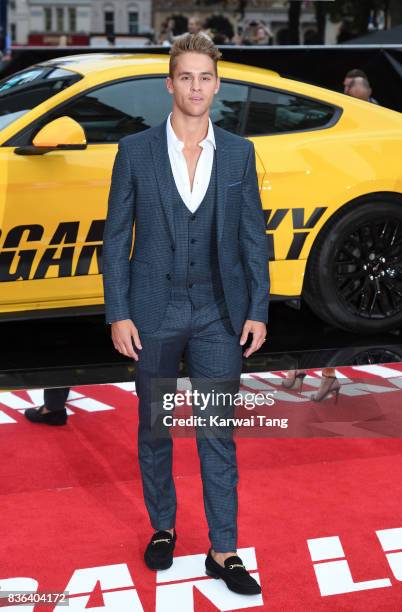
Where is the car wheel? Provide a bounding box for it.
[304,198,402,333]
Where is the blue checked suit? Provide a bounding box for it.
[102,117,270,552]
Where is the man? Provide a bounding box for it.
[343,68,379,104]
[348,76,379,104]
[180,16,211,43]
[102,32,269,596]
[24,387,69,426]
[188,16,203,36]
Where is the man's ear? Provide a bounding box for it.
[166,75,173,94]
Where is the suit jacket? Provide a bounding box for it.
[102,117,270,334]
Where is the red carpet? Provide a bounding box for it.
[1,363,402,611]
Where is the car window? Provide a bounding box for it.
[0,66,82,131]
[245,86,336,136]
[42,77,172,143]
[210,81,248,134]
[39,77,249,143]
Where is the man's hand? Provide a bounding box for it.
[240,320,267,358]
[111,319,142,361]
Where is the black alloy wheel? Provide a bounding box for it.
[304,198,402,333]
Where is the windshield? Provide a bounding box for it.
[0,66,82,130]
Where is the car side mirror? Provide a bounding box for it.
[14,116,87,155]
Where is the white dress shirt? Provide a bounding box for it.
[166,112,216,213]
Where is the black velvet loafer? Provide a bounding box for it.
[144,529,177,570]
[24,405,67,426]
[205,548,261,595]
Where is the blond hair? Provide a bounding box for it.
[168,32,222,79]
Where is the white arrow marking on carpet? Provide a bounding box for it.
[26,389,44,405]
[353,364,402,378]
[67,390,84,399]
[0,392,34,409]
[67,398,114,412]
[0,410,17,424]
[111,382,137,391]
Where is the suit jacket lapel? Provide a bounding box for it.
[213,124,230,244]
[150,118,176,246]
[150,118,230,247]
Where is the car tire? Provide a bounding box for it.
[303,197,402,333]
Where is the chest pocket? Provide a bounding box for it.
[227,180,242,188]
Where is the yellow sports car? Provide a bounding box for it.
[0,53,401,332]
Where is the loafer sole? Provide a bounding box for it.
[24,408,67,426]
[144,552,174,571]
[205,567,261,595]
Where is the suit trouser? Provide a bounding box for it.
[135,286,243,552]
[44,387,70,412]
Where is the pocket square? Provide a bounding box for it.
[227,180,242,187]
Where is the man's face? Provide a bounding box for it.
[348,77,371,101]
[188,19,200,34]
[343,76,353,94]
[167,52,220,117]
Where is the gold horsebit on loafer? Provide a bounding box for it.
[152,538,172,544]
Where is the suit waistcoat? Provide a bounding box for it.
[169,149,225,308]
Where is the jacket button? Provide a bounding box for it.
[191,214,196,221]
[188,283,194,288]
[166,273,171,280]
[190,238,196,244]
[171,245,175,251]
[190,261,195,266]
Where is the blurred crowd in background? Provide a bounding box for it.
[3,0,402,53]
[156,15,274,47]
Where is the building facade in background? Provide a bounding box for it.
[7,0,340,46]
[8,0,152,45]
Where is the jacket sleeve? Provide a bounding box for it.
[102,139,136,324]
[239,141,270,324]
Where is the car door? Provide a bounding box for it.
[0,76,173,316]
[243,84,341,295]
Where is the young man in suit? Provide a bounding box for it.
[102,32,269,596]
